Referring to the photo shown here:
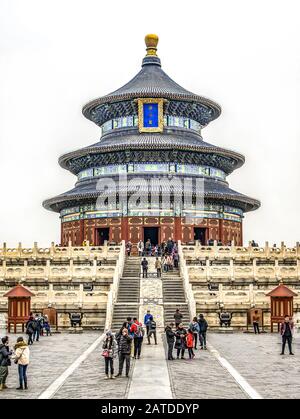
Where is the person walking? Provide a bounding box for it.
[115,329,133,378]
[280,316,294,355]
[165,323,175,360]
[102,331,117,379]
[26,314,36,345]
[13,337,30,390]
[175,324,187,359]
[126,241,132,257]
[144,310,153,337]
[198,314,208,350]
[173,252,179,269]
[155,257,162,278]
[130,318,145,359]
[252,310,260,334]
[138,240,144,257]
[174,308,183,328]
[189,317,200,350]
[43,315,52,336]
[0,336,12,391]
[147,318,157,345]
[33,314,42,342]
[141,257,148,278]
[163,254,168,272]
[186,329,195,359]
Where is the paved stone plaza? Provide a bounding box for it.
[0,330,299,399]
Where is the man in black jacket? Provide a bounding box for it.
[0,336,12,391]
[141,258,148,278]
[115,329,133,378]
[198,314,208,350]
[165,323,175,360]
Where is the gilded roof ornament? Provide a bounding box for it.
[145,34,159,56]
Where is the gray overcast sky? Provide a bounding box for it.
[0,0,299,247]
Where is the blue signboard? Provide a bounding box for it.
[143,103,159,128]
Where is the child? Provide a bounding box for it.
[186,329,195,359]
[102,331,117,379]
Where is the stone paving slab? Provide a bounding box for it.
[54,345,133,399]
[208,333,300,399]
[166,336,248,399]
[0,330,100,399]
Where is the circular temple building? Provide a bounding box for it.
[43,34,260,247]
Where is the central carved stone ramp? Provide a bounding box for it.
[111,257,141,332]
[162,269,190,326]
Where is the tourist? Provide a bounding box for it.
[167,253,173,271]
[138,240,144,257]
[280,315,294,355]
[163,254,169,272]
[102,331,117,379]
[141,257,148,278]
[144,310,153,336]
[33,313,43,342]
[115,328,133,378]
[175,323,187,359]
[217,240,223,246]
[186,329,195,359]
[0,336,12,391]
[189,317,200,349]
[130,318,145,359]
[43,315,52,336]
[26,314,36,345]
[198,314,208,350]
[13,336,30,390]
[174,308,183,328]
[252,310,260,334]
[165,323,175,360]
[147,318,157,345]
[155,257,162,278]
[166,238,174,254]
[126,241,132,256]
[173,252,179,269]
[145,239,152,256]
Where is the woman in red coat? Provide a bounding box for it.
[186,329,195,359]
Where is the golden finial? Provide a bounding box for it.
[145,34,159,56]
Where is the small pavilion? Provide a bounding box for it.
[266,284,297,332]
[4,284,35,333]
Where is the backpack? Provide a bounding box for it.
[134,324,144,338]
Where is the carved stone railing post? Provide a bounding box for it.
[50,242,55,259]
[18,242,22,258]
[265,241,269,259]
[33,242,38,259]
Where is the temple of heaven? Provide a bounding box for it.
[43,34,260,247]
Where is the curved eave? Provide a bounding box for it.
[58,140,245,174]
[43,188,260,214]
[82,93,221,123]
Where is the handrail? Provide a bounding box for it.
[178,240,196,319]
[104,240,126,331]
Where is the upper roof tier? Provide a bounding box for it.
[82,34,221,128]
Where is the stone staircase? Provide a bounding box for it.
[111,257,141,332]
[162,268,190,327]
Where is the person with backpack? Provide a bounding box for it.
[189,317,200,349]
[186,329,195,359]
[102,331,117,379]
[13,337,30,390]
[198,314,208,350]
[130,318,145,359]
[147,318,157,345]
[175,323,187,359]
[141,257,148,278]
[174,308,183,328]
[26,314,36,345]
[165,323,175,360]
[0,336,12,391]
[115,328,133,378]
